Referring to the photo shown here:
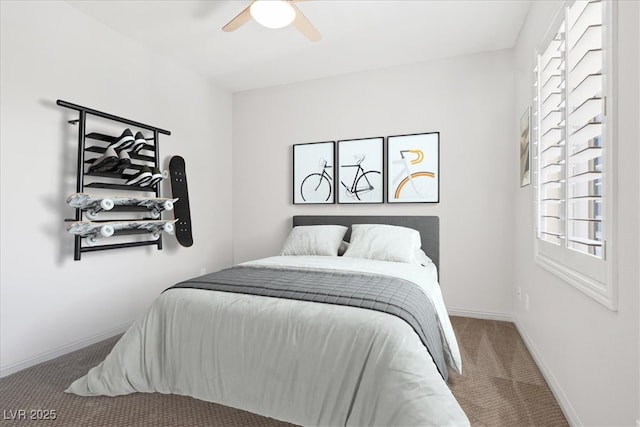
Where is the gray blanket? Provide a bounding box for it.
[168,265,448,380]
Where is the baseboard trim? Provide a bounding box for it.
[514,318,581,427]
[447,308,514,322]
[0,322,131,378]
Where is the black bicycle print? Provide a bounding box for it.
[300,158,333,202]
[340,155,381,202]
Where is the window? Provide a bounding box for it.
[533,0,617,309]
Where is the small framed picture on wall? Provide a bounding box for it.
[520,107,531,187]
[337,137,384,204]
[292,141,335,204]
[387,132,440,203]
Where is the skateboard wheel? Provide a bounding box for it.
[164,222,175,234]
[101,199,115,211]
[86,236,98,247]
[163,200,174,211]
[101,225,115,238]
[150,210,161,219]
[151,231,161,240]
[162,170,169,179]
[86,210,99,220]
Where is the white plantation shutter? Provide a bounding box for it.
[536,23,566,246]
[533,0,616,309]
[566,0,604,257]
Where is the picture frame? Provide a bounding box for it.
[293,141,335,204]
[337,137,384,204]
[387,132,440,203]
[520,107,531,187]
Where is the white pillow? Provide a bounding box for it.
[414,249,433,266]
[280,225,348,256]
[343,224,421,264]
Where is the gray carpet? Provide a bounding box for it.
[0,316,567,426]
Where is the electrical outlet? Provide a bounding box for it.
[517,287,522,301]
[200,267,206,276]
[525,294,530,312]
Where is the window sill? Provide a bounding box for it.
[535,253,617,311]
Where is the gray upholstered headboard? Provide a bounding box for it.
[292,216,439,272]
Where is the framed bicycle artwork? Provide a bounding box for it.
[337,137,384,204]
[387,132,440,203]
[292,141,336,204]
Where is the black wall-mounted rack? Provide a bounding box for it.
[58,99,171,260]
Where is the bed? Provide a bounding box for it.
[67,215,469,426]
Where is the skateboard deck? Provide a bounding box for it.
[169,156,193,247]
[67,219,177,246]
[67,193,177,219]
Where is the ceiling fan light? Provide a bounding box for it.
[250,0,296,29]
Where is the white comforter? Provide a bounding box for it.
[67,256,469,426]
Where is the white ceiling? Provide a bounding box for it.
[66,0,532,92]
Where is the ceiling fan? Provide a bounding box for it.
[222,0,321,42]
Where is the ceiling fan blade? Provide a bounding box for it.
[222,2,254,32]
[291,3,321,42]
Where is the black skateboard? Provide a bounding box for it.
[169,156,193,247]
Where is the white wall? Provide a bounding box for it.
[0,1,233,375]
[512,1,640,426]
[232,50,516,316]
